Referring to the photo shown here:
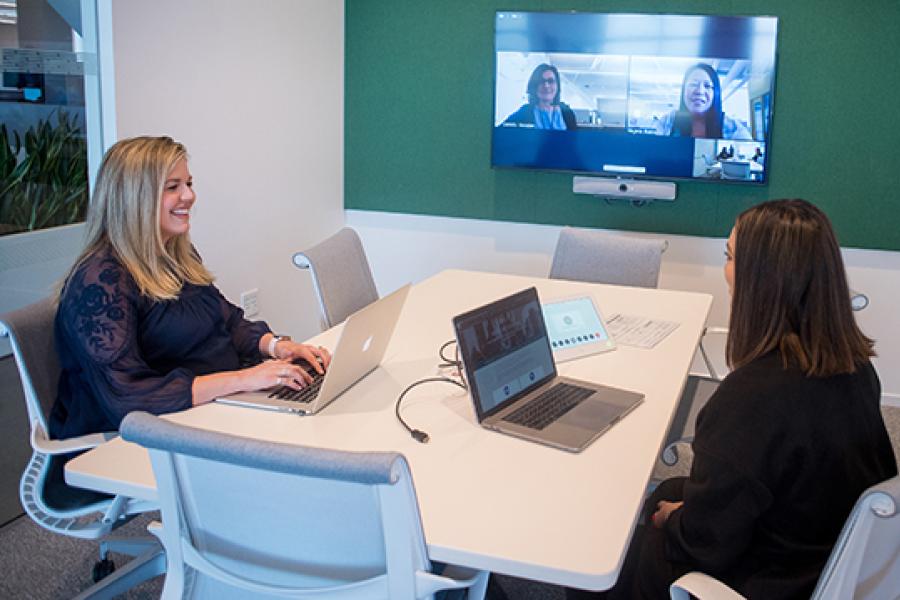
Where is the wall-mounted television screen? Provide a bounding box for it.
[492,12,779,184]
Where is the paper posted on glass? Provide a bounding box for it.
[605,314,680,349]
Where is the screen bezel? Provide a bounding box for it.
[490,10,780,186]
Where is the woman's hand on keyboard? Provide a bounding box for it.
[272,341,331,374]
[241,359,313,391]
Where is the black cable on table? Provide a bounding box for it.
[394,376,467,443]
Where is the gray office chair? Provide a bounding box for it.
[670,474,900,600]
[0,298,164,599]
[293,227,379,330]
[549,226,666,288]
[120,411,489,599]
[700,154,722,177]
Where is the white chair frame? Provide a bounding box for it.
[121,411,489,599]
[1,299,164,600]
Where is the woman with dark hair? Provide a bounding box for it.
[565,199,896,600]
[655,63,751,140]
[503,63,577,130]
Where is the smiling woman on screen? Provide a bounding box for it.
[503,63,577,130]
[50,136,330,440]
[654,63,752,141]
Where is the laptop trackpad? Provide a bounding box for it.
[561,397,628,430]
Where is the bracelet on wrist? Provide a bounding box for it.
[268,334,291,358]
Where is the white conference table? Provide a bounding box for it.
[66,269,712,591]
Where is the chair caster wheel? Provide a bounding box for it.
[661,445,680,467]
[92,558,116,582]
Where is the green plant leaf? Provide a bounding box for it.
[1,110,89,234]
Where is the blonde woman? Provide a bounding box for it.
[50,136,330,439]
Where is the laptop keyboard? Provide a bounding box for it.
[503,383,594,430]
[268,368,325,404]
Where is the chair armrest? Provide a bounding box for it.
[699,326,730,381]
[31,425,117,454]
[661,439,694,466]
[125,499,159,516]
[670,572,745,600]
[147,520,163,541]
[416,566,489,598]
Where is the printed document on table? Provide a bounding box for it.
[605,314,679,349]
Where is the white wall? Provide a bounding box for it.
[347,209,900,404]
[111,0,345,341]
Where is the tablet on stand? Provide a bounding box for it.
[541,296,616,362]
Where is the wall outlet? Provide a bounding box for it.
[240,288,260,317]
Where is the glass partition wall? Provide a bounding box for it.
[1,0,109,237]
[0,0,111,357]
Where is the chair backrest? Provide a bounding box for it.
[549,227,665,288]
[0,297,60,437]
[120,412,435,598]
[811,474,900,599]
[293,227,379,330]
[670,475,900,600]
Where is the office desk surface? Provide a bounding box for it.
[66,269,712,591]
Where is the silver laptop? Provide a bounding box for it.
[452,287,644,452]
[218,284,411,415]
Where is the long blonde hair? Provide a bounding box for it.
[63,136,214,301]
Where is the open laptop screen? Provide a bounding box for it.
[454,287,557,420]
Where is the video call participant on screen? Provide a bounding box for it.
[503,63,577,130]
[565,199,897,600]
[654,63,752,141]
[50,136,331,440]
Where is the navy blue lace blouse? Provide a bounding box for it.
[49,248,271,439]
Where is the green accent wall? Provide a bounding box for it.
[346,0,900,251]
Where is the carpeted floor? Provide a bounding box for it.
[0,512,163,599]
[0,509,567,599]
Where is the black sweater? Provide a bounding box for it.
[663,353,897,599]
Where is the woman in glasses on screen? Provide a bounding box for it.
[563,200,896,600]
[654,63,752,140]
[503,63,577,130]
[49,136,330,440]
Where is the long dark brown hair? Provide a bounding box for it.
[726,199,874,377]
[673,63,723,139]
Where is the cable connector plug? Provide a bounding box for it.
[395,375,467,445]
